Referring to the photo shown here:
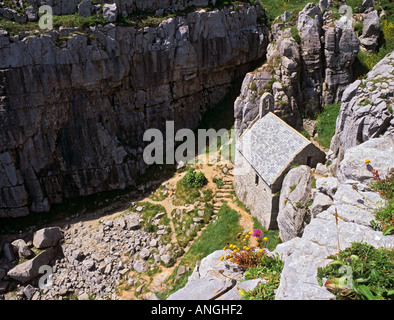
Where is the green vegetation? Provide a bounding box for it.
[213,177,224,189]
[183,168,208,189]
[241,254,284,300]
[317,242,394,300]
[315,103,341,149]
[369,171,394,235]
[252,217,281,252]
[149,184,169,201]
[161,204,244,298]
[354,22,364,36]
[257,0,319,26]
[174,168,212,205]
[173,203,214,247]
[352,0,394,79]
[299,127,311,140]
[130,201,172,244]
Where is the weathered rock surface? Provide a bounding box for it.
[0,0,219,20]
[33,227,63,249]
[7,247,56,283]
[167,249,265,300]
[330,51,394,163]
[274,60,394,299]
[277,165,313,242]
[359,10,380,52]
[235,2,359,137]
[337,136,394,184]
[274,144,394,300]
[11,239,34,259]
[0,4,268,218]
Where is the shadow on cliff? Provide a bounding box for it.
[0,78,245,237]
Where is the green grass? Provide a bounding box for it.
[173,203,214,248]
[369,173,394,235]
[252,217,281,252]
[317,242,394,300]
[257,0,319,26]
[241,254,284,300]
[315,103,341,149]
[352,0,394,79]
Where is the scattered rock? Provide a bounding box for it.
[103,3,118,23]
[310,192,333,218]
[33,227,63,249]
[11,239,34,259]
[133,260,148,273]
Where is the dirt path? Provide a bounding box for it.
[118,154,259,297]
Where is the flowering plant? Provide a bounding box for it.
[220,230,269,269]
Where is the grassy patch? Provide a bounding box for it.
[369,171,394,235]
[317,242,394,300]
[173,170,213,205]
[252,217,281,252]
[258,0,319,26]
[130,201,172,243]
[172,203,214,248]
[315,103,341,149]
[241,254,284,300]
[149,184,169,201]
[161,204,243,298]
[352,0,394,79]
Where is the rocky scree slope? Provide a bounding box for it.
[0,4,269,218]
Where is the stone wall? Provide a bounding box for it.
[0,5,269,218]
[234,149,279,230]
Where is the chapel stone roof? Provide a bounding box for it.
[236,112,310,186]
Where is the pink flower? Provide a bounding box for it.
[252,229,263,239]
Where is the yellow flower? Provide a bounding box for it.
[229,258,234,262]
[263,237,268,241]
[225,255,229,259]
[220,256,224,261]
[233,249,237,253]
[223,246,227,251]
[245,247,250,251]
[365,159,370,164]
[259,249,264,253]
[248,232,252,235]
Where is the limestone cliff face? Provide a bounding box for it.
[328,51,394,171]
[235,2,360,138]
[0,5,269,218]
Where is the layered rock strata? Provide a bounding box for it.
[0,5,269,218]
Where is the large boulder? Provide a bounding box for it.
[359,10,381,52]
[337,136,394,184]
[33,227,63,249]
[167,250,263,300]
[330,51,394,161]
[78,0,94,17]
[167,275,236,300]
[7,247,56,283]
[277,165,313,242]
[103,3,118,23]
[11,239,34,259]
